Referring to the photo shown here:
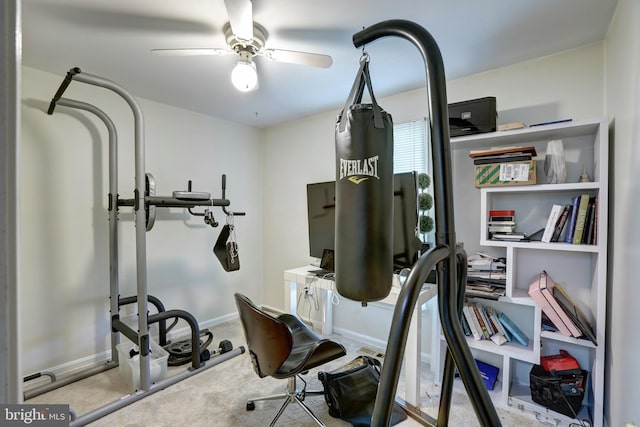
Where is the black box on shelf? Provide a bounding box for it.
[448,96,497,137]
[529,364,588,419]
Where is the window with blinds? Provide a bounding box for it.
[393,119,429,174]
[393,118,434,245]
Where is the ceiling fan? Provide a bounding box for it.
[151,0,333,92]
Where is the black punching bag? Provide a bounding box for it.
[335,58,394,303]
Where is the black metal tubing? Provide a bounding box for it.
[148,309,202,369]
[437,248,469,425]
[112,308,203,369]
[353,20,501,426]
[118,295,169,346]
[220,174,246,216]
[111,319,139,345]
[372,245,448,426]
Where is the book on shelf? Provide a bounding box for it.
[469,146,537,159]
[466,261,506,299]
[572,194,591,244]
[488,210,515,226]
[461,313,472,337]
[541,204,564,243]
[473,153,532,165]
[592,197,598,245]
[466,284,506,300]
[550,204,572,242]
[475,359,500,390]
[541,312,559,333]
[564,195,581,243]
[488,209,515,218]
[491,232,527,241]
[488,220,516,226]
[582,197,597,244]
[463,304,483,341]
[488,224,516,233]
[497,121,527,131]
[553,283,597,346]
[476,303,497,337]
[470,303,492,340]
[488,308,511,342]
[528,271,582,338]
[498,312,529,346]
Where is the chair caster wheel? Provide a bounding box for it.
[246,401,255,411]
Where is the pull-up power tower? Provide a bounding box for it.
[25,68,245,426]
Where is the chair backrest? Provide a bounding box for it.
[234,293,293,378]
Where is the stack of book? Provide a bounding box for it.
[469,145,537,165]
[460,301,529,346]
[488,209,526,241]
[540,195,597,244]
[466,254,506,300]
[528,271,597,345]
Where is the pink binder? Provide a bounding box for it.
[528,271,582,337]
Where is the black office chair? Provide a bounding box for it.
[234,293,347,427]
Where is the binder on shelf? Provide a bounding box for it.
[528,271,582,338]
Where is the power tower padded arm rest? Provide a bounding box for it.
[172,191,211,200]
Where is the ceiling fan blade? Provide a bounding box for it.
[261,49,333,68]
[151,48,231,56]
[224,0,254,42]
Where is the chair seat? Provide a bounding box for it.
[274,314,346,378]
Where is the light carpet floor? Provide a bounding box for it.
[25,319,542,426]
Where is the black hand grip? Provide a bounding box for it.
[47,67,82,115]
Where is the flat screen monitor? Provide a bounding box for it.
[306,171,420,270]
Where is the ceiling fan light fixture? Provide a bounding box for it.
[231,57,258,92]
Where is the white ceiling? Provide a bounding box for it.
[22,0,618,128]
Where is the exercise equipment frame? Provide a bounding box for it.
[352,21,502,426]
[25,68,245,426]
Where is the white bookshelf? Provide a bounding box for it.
[439,117,608,427]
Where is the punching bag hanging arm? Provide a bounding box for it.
[352,20,501,427]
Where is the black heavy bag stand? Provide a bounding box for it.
[348,21,502,427]
[335,58,394,303]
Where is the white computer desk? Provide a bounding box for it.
[283,265,438,407]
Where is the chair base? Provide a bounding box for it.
[246,375,326,427]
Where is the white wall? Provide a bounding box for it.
[604,0,640,425]
[20,67,263,375]
[262,43,605,350]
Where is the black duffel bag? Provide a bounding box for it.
[318,355,406,427]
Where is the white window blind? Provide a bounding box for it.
[393,119,429,174]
